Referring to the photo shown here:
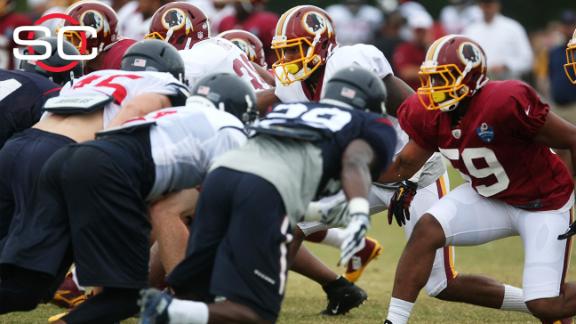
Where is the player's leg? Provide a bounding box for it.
[144,170,288,323]
[518,203,576,321]
[150,188,199,274]
[0,145,75,313]
[60,135,155,323]
[386,183,517,324]
[404,176,526,311]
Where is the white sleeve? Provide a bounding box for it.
[328,45,394,80]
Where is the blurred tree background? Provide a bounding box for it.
[15,0,576,32]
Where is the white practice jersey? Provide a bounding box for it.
[115,96,247,201]
[46,70,189,129]
[179,37,271,91]
[274,44,444,188]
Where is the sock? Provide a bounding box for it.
[386,297,414,324]
[322,276,349,293]
[62,287,139,324]
[321,228,348,248]
[168,298,209,324]
[500,284,529,313]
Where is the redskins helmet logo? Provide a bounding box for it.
[162,8,186,31]
[459,42,483,68]
[80,10,105,32]
[302,12,327,35]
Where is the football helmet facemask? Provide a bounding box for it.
[564,28,576,84]
[63,0,119,53]
[271,5,337,86]
[145,2,210,50]
[417,35,488,112]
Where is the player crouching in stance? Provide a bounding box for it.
[139,66,397,324]
[0,73,254,323]
[382,35,576,324]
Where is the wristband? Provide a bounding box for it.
[348,197,369,216]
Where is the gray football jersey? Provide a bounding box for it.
[212,135,323,225]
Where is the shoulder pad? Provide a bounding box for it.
[43,94,113,115]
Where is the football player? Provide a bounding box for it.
[218,29,275,87]
[267,5,532,318]
[218,29,267,69]
[63,0,137,73]
[145,1,210,50]
[0,37,82,248]
[139,66,397,324]
[1,73,253,324]
[382,35,576,324]
[0,39,188,315]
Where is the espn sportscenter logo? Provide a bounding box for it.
[12,13,98,73]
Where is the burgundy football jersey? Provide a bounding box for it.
[398,80,573,211]
[0,12,33,70]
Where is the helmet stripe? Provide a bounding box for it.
[279,6,303,37]
[430,35,458,63]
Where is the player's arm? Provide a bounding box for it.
[149,188,199,273]
[338,139,377,265]
[256,88,279,116]
[383,74,414,117]
[377,139,434,184]
[107,93,172,128]
[341,139,376,199]
[251,62,275,86]
[534,111,576,175]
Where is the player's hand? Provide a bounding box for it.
[558,220,576,240]
[338,214,370,266]
[338,197,370,266]
[388,180,417,226]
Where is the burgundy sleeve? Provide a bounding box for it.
[507,81,549,138]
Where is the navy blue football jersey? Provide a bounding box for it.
[0,70,61,148]
[253,102,397,197]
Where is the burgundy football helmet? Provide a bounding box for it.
[218,29,267,68]
[145,2,210,50]
[417,35,488,112]
[271,5,337,85]
[63,0,119,53]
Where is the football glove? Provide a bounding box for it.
[388,180,417,227]
[338,198,370,266]
[303,197,349,227]
[558,220,576,240]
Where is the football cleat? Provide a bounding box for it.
[138,288,172,324]
[343,236,383,283]
[48,312,68,324]
[321,276,368,315]
[51,272,88,309]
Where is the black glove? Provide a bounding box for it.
[558,221,576,240]
[388,180,417,226]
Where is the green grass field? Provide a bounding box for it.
[1,169,574,323]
